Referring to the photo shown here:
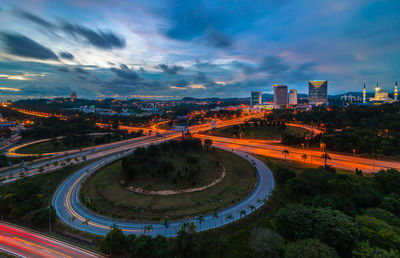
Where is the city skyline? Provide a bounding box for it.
[0,0,400,100]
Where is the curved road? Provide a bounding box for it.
[53,146,274,237]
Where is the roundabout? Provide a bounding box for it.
[81,145,256,221]
[52,143,275,237]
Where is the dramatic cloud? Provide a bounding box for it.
[59,51,74,60]
[16,10,55,29]
[111,65,140,80]
[1,33,58,60]
[156,64,184,75]
[62,23,126,50]
[74,67,89,75]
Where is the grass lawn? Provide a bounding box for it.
[212,125,309,141]
[81,148,256,221]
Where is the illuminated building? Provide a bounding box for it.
[363,83,366,103]
[289,89,297,105]
[308,80,328,106]
[369,84,394,103]
[251,91,262,107]
[395,81,399,102]
[273,85,288,107]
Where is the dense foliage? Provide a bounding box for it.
[266,104,400,156]
[121,139,209,186]
[271,166,400,257]
[0,164,79,228]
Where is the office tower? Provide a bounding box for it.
[363,83,366,103]
[274,84,288,107]
[395,81,398,101]
[309,80,328,106]
[289,89,298,105]
[251,91,262,107]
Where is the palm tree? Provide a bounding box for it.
[239,209,246,218]
[197,214,205,232]
[82,219,89,233]
[321,152,331,166]
[225,213,234,223]
[212,210,219,227]
[248,204,256,213]
[301,153,308,164]
[143,224,153,235]
[204,139,213,151]
[282,149,289,160]
[163,218,170,237]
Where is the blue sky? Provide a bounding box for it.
[0,0,399,100]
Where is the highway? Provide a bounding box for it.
[0,223,102,258]
[195,134,400,173]
[52,145,274,237]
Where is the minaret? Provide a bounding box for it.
[395,81,399,101]
[363,83,366,103]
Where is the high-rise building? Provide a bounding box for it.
[309,80,328,106]
[363,83,367,103]
[251,91,262,107]
[395,81,398,102]
[274,85,288,107]
[289,89,298,105]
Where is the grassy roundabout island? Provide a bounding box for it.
[81,139,256,221]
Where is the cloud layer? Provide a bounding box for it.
[0,0,399,100]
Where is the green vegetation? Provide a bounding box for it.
[0,163,87,228]
[21,117,103,139]
[18,131,143,154]
[212,119,308,141]
[267,104,400,157]
[81,139,256,221]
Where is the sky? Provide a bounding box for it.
[0,0,399,100]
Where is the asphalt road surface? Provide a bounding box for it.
[0,223,102,258]
[53,146,274,237]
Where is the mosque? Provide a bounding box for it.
[365,81,398,104]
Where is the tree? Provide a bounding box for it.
[239,209,246,218]
[163,218,170,237]
[204,139,213,151]
[301,154,308,164]
[275,166,296,184]
[225,213,234,222]
[282,149,289,160]
[248,204,256,212]
[356,214,400,251]
[144,224,153,235]
[285,239,338,258]
[175,222,201,258]
[197,214,204,232]
[274,204,359,255]
[82,219,89,232]
[320,152,331,166]
[217,236,229,258]
[250,228,285,258]
[99,225,128,256]
[212,210,219,227]
[352,241,400,258]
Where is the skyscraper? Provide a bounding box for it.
[251,91,262,107]
[274,85,288,107]
[289,89,298,105]
[363,83,366,103]
[395,81,398,102]
[309,80,328,106]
